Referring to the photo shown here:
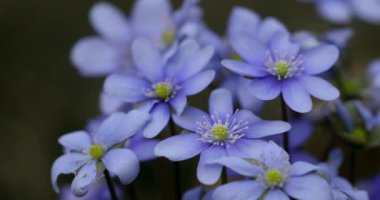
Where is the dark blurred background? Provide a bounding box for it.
[1,0,380,199]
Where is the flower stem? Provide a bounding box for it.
[349,149,357,185]
[280,97,290,157]
[169,118,182,200]
[104,169,118,200]
[126,183,138,200]
[221,167,228,184]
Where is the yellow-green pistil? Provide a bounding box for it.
[352,128,368,142]
[155,82,172,100]
[89,144,104,159]
[230,54,242,61]
[265,169,283,187]
[212,125,229,140]
[162,29,176,45]
[275,60,289,78]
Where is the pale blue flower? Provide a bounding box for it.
[223,30,340,113]
[51,111,150,197]
[104,38,214,138]
[212,141,330,200]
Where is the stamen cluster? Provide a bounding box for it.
[265,50,304,80]
[145,78,181,101]
[195,111,249,146]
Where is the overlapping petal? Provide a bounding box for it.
[102,149,140,184]
[155,133,208,161]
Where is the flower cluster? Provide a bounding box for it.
[51,0,380,199]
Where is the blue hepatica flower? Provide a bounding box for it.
[155,89,290,184]
[217,6,289,111]
[51,111,150,197]
[71,0,201,77]
[222,31,340,113]
[318,149,369,200]
[304,0,380,24]
[104,38,215,138]
[212,141,330,200]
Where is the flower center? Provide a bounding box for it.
[212,125,229,140]
[265,51,303,80]
[154,82,172,100]
[89,144,104,159]
[265,169,283,187]
[230,53,242,61]
[275,60,289,78]
[162,29,176,45]
[352,128,368,142]
[196,111,249,146]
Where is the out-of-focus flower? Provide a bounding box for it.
[367,59,380,87]
[155,89,290,184]
[323,28,354,50]
[51,111,150,197]
[366,59,380,106]
[71,0,202,77]
[292,28,354,50]
[303,0,380,24]
[351,0,380,24]
[104,38,215,138]
[318,149,369,200]
[314,0,354,24]
[329,100,380,148]
[222,30,340,113]
[359,173,380,200]
[212,141,330,200]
